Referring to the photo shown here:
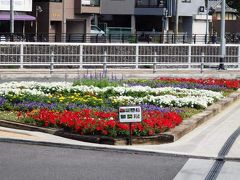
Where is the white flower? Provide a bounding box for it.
[0,81,223,109]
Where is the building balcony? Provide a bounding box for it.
[75,0,100,14]
[135,0,165,15]
[135,0,165,8]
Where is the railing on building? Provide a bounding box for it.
[82,0,100,6]
[1,33,240,44]
[0,42,240,70]
[135,0,165,8]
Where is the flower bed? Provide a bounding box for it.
[0,77,238,139]
[18,109,182,137]
[157,78,240,89]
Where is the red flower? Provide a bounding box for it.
[157,77,240,89]
[18,108,182,137]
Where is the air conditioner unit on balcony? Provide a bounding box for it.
[199,6,205,13]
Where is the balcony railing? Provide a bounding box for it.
[75,0,100,14]
[135,0,165,8]
[82,0,100,7]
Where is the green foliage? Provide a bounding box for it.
[227,0,240,13]
[128,36,137,43]
[222,89,235,97]
[0,111,18,122]
[180,108,203,120]
[73,78,121,88]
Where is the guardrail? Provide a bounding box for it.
[0,42,239,70]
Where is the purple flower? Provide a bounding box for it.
[126,81,225,91]
[0,97,6,106]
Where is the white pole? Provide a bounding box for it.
[135,45,139,69]
[79,45,83,69]
[238,46,240,69]
[206,0,209,42]
[62,0,66,42]
[10,0,14,34]
[20,43,24,69]
[219,0,226,70]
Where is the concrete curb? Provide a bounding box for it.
[0,120,174,145]
[0,90,239,145]
[0,137,228,160]
[0,119,61,135]
[166,89,240,141]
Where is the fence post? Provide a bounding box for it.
[50,51,54,74]
[20,43,24,69]
[188,45,191,69]
[83,34,86,43]
[79,45,83,69]
[103,51,107,77]
[238,46,240,69]
[135,45,139,69]
[194,34,196,44]
[201,52,205,73]
[108,34,111,43]
[159,33,162,43]
[122,34,125,43]
[96,34,99,43]
[153,51,157,73]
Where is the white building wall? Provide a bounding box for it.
[177,0,205,16]
[192,15,212,34]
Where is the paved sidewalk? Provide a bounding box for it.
[0,69,240,82]
[0,98,240,160]
[127,98,240,159]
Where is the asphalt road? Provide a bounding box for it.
[0,142,187,180]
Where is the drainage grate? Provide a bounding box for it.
[205,126,240,180]
[205,160,224,180]
[218,127,240,157]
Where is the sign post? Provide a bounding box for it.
[119,106,142,145]
[129,122,132,145]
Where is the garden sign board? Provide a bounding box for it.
[119,106,142,123]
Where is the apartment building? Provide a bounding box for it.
[100,0,172,34]
[99,0,208,35]
[0,0,216,42]
[31,0,100,41]
[177,0,210,35]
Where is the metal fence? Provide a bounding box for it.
[0,42,240,70]
[1,33,240,44]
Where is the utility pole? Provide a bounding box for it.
[218,0,226,70]
[206,0,209,42]
[62,0,66,42]
[175,0,179,35]
[10,0,14,34]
